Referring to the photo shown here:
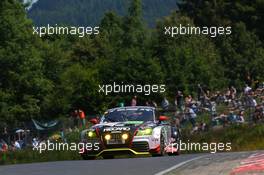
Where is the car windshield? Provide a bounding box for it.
[102,108,154,123]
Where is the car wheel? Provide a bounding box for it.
[168,151,180,156]
[152,135,165,157]
[102,155,114,159]
[168,141,180,156]
[82,154,96,160]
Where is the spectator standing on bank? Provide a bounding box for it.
[230,86,237,100]
[131,96,137,106]
[185,107,197,128]
[185,95,193,107]
[1,141,8,162]
[236,111,245,123]
[1,127,9,146]
[151,101,158,108]
[145,101,151,106]
[197,84,204,101]
[32,138,39,148]
[78,109,86,128]
[119,101,125,107]
[14,140,21,150]
[161,97,169,111]
[244,84,252,94]
[176,91,184,111]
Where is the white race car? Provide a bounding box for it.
[80,106,180,159]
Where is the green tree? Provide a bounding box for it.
[155,13,226,95]
[179,0,264,86]
[179,0,264,42]
[218,22,264,86]
[0,0,52,124]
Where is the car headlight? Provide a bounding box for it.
[136,128,153,136]
[87,131,97,138]
[105,134,111,140]
[122,133,129,140]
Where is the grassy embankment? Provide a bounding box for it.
[1,105,264,165]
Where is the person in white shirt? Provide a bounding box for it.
[14,140,21,150]
[185,107,197,127]
[244,84,252,94]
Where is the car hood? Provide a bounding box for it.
[87,121,156,136]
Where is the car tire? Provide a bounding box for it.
[168,151,180,156]
[82,154,96,160]
[152,135,165,157]
[168,141,180,156]
[102,155,114,159]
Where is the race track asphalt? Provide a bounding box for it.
[0,154,204,175]
[0,152,262,175]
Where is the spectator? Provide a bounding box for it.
[185,95,193,106]
[78,109,86,128]
[230,86,237,99]
[215,91,224,103]
[145,101,150,106]
[209,102,217,117]
[176,91,184,111]
[226,88,231,100]
[1,140,8,162]
[236,111,245,123]
[190,102,198,114]
[14,140,21,150]
[244,84,252,94]
[203,90,211,107]
[227,111,237,123]
[212,113,226,127]
[2,127,9,144]
[199,122,208,132]
[131,96,137,106]
[151,101,158,108]
[32,138,39,148]
[254,105,263,123]
[161,97,169,110]
[252,98,258,107]
[197,84,204,101]
[119,101,125,107]
[186,107,197,128]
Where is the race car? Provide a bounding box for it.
[80,106,180,159]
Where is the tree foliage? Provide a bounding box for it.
[178,0,264,86]
[0,0,263,124]
[0,0,52,125]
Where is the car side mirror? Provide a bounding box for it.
[159,116,169,122]
[89,118,99,125]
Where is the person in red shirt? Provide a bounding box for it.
[78,109,86,128]
[1,141,8,162]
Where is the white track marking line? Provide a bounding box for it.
[241,159,264,165]
[248,153,264,158]
[154,155,208,175]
